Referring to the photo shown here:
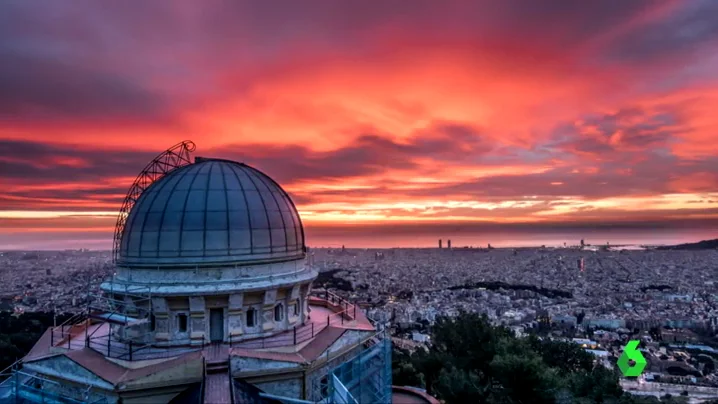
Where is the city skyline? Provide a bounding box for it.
[2,0,718,247]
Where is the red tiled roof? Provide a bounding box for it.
[229,348,306,363]
[28,348,204,385]
[119,350,203,383]
[392,386,441,404]
[64,349,127,384]
[20,298,375,386]
[348,306,376,332]
[24,327,57,361]
[298,326,346,361]
[230,326,353,363]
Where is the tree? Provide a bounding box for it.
[526,334,594,375]
[618,393,689,403]
[619,395,661,403]
[394,311,626,403]
[568,366,623,403]
[392,347,423,387]
[0,311,73,375]
[412,348,446,396]
[435,367,488,403]
[489,352,559,403]
[703,359,715,376]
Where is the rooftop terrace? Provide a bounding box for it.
[33,295,374,364]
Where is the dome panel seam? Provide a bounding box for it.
[242,166,275,253]
[177,164,205,258]
[227,163,254,254]
[155,164,190,257]
[254,169,290,253]
[135,167,183,259]
[219,162,232,256]
[202,162,215,258]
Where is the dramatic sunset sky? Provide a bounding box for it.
[1,0,718,249]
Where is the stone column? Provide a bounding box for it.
[151,297,170,341]
[304,285,312,319]
[189,296,206,344]
[288,285,300,326]
[228,293,244,338]
[262,289,277,331]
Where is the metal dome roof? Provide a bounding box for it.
[117,157,306,267]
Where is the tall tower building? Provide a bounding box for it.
[447,239,452,249]
[0,142,414,404]
[438,239,442,249]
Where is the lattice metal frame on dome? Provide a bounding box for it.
[112,140,196,262]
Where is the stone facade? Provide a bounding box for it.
[231,357,302,374]
[23,357,114,402]
[110,281,314,345]
[254,377,304,399]
[22,350,204,404]
[106,259,316,296]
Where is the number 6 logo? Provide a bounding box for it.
[617,340,647,377]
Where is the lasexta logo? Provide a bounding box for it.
[617,340,647,377]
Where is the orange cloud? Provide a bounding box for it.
[2,0,718,248]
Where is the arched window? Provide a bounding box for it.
[274,303,284,322]
[177,313,188,332]
[293,300,300,316]
[246,308,256,327]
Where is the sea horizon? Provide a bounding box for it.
[1,226,715,251]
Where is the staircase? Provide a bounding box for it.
[206,358,229,375]
[203,343,232,404]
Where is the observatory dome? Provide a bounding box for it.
[117,157,305,267]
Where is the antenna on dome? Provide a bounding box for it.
[112,140,196,263]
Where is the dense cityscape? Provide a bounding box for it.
[3,243,718,401]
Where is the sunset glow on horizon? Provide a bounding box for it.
[2,0,718,249]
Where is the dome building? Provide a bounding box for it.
[105,157,317,346]
[8,142,395,404]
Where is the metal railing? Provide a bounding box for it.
[0,369,110,404]
[49,312,88,348]
[86,333,206,361]
[310,329,392,403]
[228,352,235,404]
[48,291,359,361]
[200,357,206,404]
[87,292,152,320]
[0,359,22,402]
[320,290,356,316]
[230,294,357,349]
[0,359,22,380]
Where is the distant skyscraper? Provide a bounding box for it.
[438,239,443,249]
[447,239,452,249]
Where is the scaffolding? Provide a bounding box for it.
[112,140,195,262]
[85,282,157,359]
[311,331,393,404]
[46,280,200,362]
[0,366,109,404]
